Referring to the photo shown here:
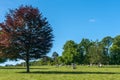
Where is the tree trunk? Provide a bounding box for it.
[26,51,30,73]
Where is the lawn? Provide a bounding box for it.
[0,65,120,80]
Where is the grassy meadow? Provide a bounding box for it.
[0,65,120,80]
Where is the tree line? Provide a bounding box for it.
[60,36,120,65]
[28,36,120,66]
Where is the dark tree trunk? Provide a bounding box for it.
[26,51,30,73]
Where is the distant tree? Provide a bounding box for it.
[77,44,85,64]
[40,56,53,65]
[52,51,59,65]
[62,40,81,65]
[79,38,91,54]
[101,36,113,64]
[57,56,64,65]
[87,45,98,65]
[86,41,105,65]
[101,36,113,49]
[101,36,113,55]
[78,38,92,64]
[0,5,53,72]
[110,35,120,64]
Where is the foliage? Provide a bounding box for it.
[86,41,104,64]
[78,38,92,54]
[100,36,113,64]
[78,38,93,64]
[0,5,53,72]
[0,31,10,47]
[30,56,53,66]
[0,31,9,63]
[57,56,64,64]
[110,35,120,64]
[52,51,59,65]
[62,40,81,64]
[101,36,113,48]
[60,37,114,65]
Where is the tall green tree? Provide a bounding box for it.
[78,38,92,64]
[101,36,113,64]
[86,41,105,65]
[0,5,53,72]
[62,40,81,64]
[77,45,84,64]
[87,45,98,65]
[110,35,120,64]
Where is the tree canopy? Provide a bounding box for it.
[110,35,120,64]
[62,40,81,64]
[0,5,53,72]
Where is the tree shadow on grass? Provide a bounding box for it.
[18,71,120,74]
[0,67,49,70]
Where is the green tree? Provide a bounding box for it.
[40,56,53,65]
[101,36,113,49]
[77,44,84,64]
[101,36,113,64]
[57,56,64,65]
[86,41,105,65]
[62,40,81,65]
[110,35,120,64]
[79,38,91,54]
[52,51,59,65]
[87,45,98,65]
[0,5,53,72]
[78,38,92,64]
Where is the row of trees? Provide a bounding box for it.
[27,36,120,66]
[60,36,120,65]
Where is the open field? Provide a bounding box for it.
[0,65,120,80]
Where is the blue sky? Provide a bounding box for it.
[0,0,120,61]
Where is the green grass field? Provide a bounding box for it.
[0,65,120,80]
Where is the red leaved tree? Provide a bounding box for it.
[0,5,53,72]
[0,30,9,62]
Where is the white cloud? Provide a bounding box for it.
[89,18,96,23]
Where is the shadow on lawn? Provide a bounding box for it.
[18,71,120,74]
[0,67,49,70]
